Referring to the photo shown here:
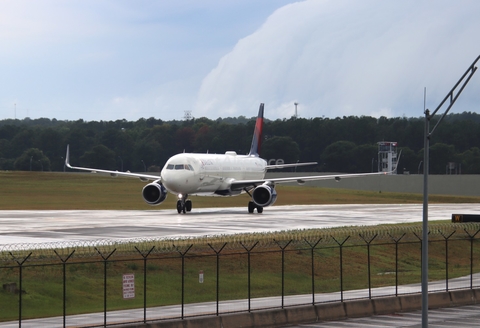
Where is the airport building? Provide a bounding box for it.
[377,141,398,174]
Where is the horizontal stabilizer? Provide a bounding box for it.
[266,162,318,170]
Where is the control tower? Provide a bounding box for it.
[378,141,398,174]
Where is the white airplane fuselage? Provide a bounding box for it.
[161,152,267,196]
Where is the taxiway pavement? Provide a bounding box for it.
[1,204,479,245]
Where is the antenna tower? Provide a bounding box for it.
[184,110,192,120]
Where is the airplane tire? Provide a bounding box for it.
[257,206,263,214]
[177,200,183,214]
[185,200,192,212]
[248,201,255,214]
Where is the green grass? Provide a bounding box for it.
[1,171,480,210]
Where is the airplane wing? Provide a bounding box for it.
[237,149,401,190]
[230,171,393,191]
[65,145,161,182]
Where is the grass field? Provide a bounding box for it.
[1,171,480,210]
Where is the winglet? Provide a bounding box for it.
[248,103,264,157]
[65,144,72,169]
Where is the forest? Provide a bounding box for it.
[1,111,480,175]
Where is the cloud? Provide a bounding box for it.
[195,0,480,120]
[1,0,479,121]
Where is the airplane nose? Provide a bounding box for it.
[161,169,195,194]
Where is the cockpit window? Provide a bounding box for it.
[166,163,194,171]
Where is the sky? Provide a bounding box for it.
[1,0,480,122]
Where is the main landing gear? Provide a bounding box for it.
[177,195,192,214]
[248,201,263,214]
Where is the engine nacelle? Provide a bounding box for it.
[142,180,167,205]
[252,184,277,207]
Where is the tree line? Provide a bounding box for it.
[1,111,480,174]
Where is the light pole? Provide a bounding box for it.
[141,160,146,172]
[421,55,479,328]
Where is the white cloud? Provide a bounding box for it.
[1,0,479,121]
[195,0,480,120]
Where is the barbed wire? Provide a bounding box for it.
[2,222,479,262]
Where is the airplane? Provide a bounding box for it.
[65,103,396,214]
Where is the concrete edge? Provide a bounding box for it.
[135,288,480,328]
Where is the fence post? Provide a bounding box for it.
[388,233,406,296]
[134,246,155,323]
[331,236,350,302]
[174,244,193,319]
[208,243,227,316]
[95,247,116,327]
[53,250,75,328]
[359,234,378,299]
[240,241,259,312]
[273,239,292,308]
[304,238,322,305]
[439,230,455,291]
[9,252,32,328]
[464,228,480,289]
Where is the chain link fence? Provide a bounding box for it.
[1,223,480,327]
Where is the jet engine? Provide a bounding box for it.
[142,180,167,205]
[252,184,277,207]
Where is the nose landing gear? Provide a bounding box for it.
[177,195,192,214]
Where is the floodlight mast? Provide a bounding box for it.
[422,55,479,328]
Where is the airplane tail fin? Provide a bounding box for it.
[248,103,264,157]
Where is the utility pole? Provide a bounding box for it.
[421,55,479,328]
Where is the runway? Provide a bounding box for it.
[1,203,479,245]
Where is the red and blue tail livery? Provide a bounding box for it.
[248,103,264,157]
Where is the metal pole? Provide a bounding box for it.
[54,250,75,328]
[174,244,192,320]
[422,109,429,328]
[360,234,377,299]
[421,55,479,327]
[240,241,259,312]
[465,228,480,289]
[332,236,349,302]
[95,248,116,327]
[208,243,227,316]
[134,246,155,323]
[304,238,321,305]
[273,239,292,308]
[9,252,32,328]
